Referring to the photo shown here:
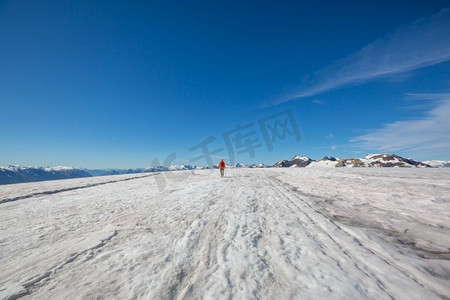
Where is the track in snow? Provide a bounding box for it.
[0,169,449,299]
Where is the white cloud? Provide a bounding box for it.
[325,133,334,139]
[351,94,450,156]
[330,145,337,150]
[274,8,450,104]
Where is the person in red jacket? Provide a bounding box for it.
[218,159,226,178]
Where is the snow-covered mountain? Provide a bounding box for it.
[306,156,340,168]
[423,160,450,168]
[168,164,197,171]
[0,165,92,185]
[274,154,432,168]
[248,163,269,168]
[338,154,432,168]
[234,163,248,168]
[230,163,269,168]
[273,155,312,168]
[144,166,170,172]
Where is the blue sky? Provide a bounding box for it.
[1,1,449,168]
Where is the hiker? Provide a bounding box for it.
[218,159,226,177]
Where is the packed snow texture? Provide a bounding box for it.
[0,168,449,299]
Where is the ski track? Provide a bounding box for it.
[0,169,449,300]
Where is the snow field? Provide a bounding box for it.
[0,168,449,299]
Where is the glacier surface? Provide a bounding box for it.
[0,168,449,299]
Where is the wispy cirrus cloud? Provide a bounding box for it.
[351,93,450,157]
[274,8,450,104]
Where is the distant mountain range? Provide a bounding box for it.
[0,163,269,185]
[1,154,448,185]
[86,163,269,177]
[0,166,92,185]
[273,154,447,168]
[422,160,450,168]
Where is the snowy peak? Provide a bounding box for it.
[292,155,310,161]
[273,155,312,168]
[306,157,340,168]
[168,164,197,171]
[338,154,431,168]
[251,163,269,168]
[321,156,337,161]
[235,163,248,168]
[361,154,431,168]
[144,166,168,172]
[423,160,450,168]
